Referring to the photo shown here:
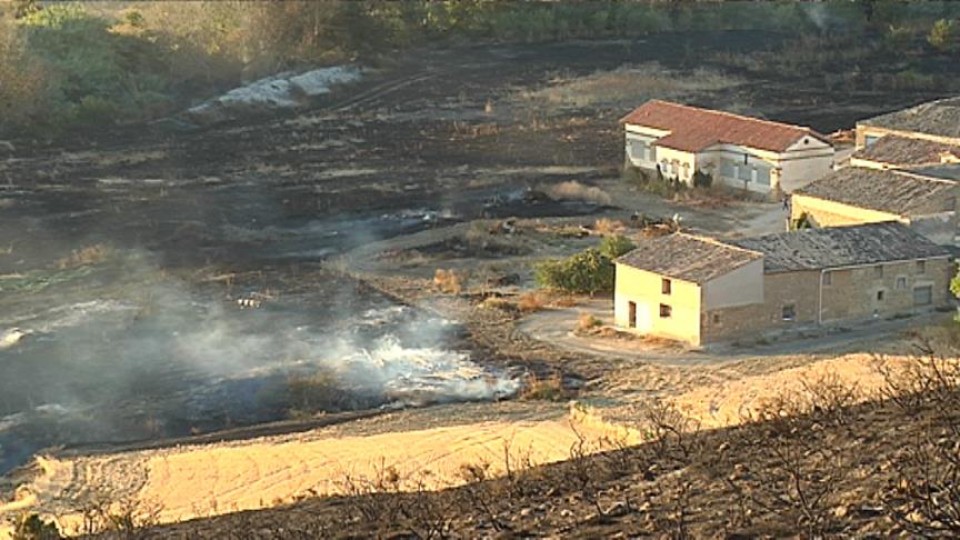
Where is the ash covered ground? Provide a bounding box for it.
[0,34,949,476]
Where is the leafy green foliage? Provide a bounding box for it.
[598,235,635,260]
[928,18,956,52]
[949,267,960,299]
[535,248,615,295]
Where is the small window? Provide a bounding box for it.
[659,304,672,318]
[896,277,907,290]
[803,138,809,145]
[877,290,885,301]
[743,153,749,165]
[823,271,832,286]
[917,260,926,274]
[662,278,672,295]
[712,313,721,324]
[874,265,884,278]
[782,304,796,321]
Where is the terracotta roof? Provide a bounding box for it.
[860,97,960,140]
[731,222,951,273]
[852,135,960,167]
[794,168,956,217]
[616,233,762,284]
[620,100,827,153]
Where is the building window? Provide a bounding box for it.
[917,260,926,274]
[914,286,933,307]
[662,278,672,295]
[877,290,885,301]
[823,271,832,286]
[874,265,884,278]
[659,304,672,318]
[896,277,907,290]
[782,304,796,321]
[743,153,749,165]
[712,313,721,324]
[865,135,880,147]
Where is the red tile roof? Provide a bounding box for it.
[621,100,827,153]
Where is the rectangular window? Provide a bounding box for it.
[712,313,721,324]
[823,271,832,286]
[914,286,933,307]
[782,304,796,321]
[738,165,752,181]
[720,160,735,178]
[917,260,926,274]
[896,277,907,290]
[877,290,885,301]
[864,135,880,147]
[659,304,672,318]
[874,265,884,278]
[662,278,672,295]
[756,167,771,185]
[628,301,637,328]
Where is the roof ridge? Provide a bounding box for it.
[676,231,764,257]
[651,99,812,135]
[892,169,960,185]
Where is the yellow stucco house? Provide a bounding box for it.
[791,167,958,246]
[621,100,835,195]
[614,222,953,347]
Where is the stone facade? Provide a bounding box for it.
[699,258,952,344]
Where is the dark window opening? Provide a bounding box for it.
[877,290,885,301]
[628,301,637,328]
[917,260,926,274]
[874,265,884,278]
[662,278,672,295]
[712,313,721,324]
[659,304,672,318]
[782,304,796,321]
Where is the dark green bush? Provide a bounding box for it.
[598,235,635,260]
[535,248,615,295]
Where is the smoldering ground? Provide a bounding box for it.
[0,247,519,475]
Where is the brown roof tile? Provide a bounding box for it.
[616,233,762,283]
[621,100,827,153]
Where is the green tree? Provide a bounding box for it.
[598,235,636,260]
[535,248,616,295]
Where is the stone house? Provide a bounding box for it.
[621,100,835,196]
[614,222,953,347]
[791,167,958,246]
[856,97,960,150]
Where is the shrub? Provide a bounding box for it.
[433,268,465,295]
[11,513,61,540]
[516,291,547,313]
[598,234,635,260]
[692,170,713,188]
[928,18,956,52]
[534,248,614,295]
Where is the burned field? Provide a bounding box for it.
[2,30,960,530]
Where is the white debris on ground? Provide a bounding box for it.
[185,66,362,125]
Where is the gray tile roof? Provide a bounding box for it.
[794,168,956,217]
[616,233,762,283]
[859,97,960,139]
[730,222,952,273]
[851,135,960,166]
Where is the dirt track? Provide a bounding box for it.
[3,33,958,537]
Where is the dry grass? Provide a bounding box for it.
[516,291,548,314]
[433,268,466,295]
[518,372,571,402]
[545,180,611,205]
[593,217,625,235]
[55,244,111,269]
[518,62,741,109]
[576,312,602,332]
[552,295,578,308]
